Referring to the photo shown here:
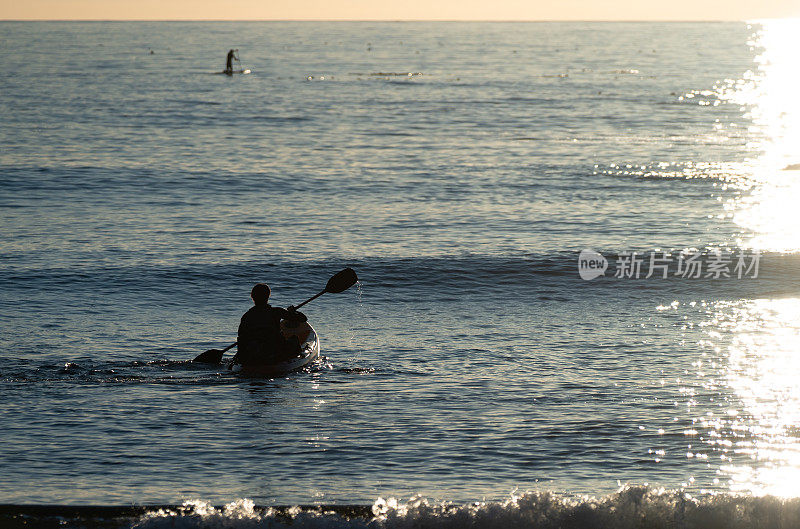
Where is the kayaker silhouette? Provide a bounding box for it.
[233,283,307,366]
[224,49,239,75]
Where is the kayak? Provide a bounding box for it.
[192,269,357,369]
[230,322,320,376]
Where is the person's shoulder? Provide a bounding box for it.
[241,305,259,319]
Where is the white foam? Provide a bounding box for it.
[130,487,800,528]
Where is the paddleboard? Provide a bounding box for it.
[217,69,251,75]
[231,322,319,376]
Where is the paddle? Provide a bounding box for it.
[192,268,358,364]
[292,267,359,309]
[193,341,237,364]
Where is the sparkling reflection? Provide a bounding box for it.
[690,20,800,497]
[700,299,800,496]
[725,20,800,252]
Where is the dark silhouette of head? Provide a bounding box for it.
[251,283,270,305]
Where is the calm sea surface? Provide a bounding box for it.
[3,20,800,527]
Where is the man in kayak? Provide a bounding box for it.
[224,49,239,75]
[234,283,307,366]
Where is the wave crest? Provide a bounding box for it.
[126,487,800,528]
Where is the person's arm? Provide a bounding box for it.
[282,306,308,322]
[233,315,247,363]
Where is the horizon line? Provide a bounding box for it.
[0,18,776,23]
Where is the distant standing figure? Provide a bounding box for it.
[225,49,239,74]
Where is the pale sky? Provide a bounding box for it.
[2,0,800,20]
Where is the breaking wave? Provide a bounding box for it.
[6,487,800,528]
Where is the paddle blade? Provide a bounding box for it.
[193,349,224,364]
[325,267,358,293]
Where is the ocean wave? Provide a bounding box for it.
[3,250,799,289]
[6,487,800,528]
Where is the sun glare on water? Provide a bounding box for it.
[728,19,800,253]
[688,20,800,498]
[712,299,800,497]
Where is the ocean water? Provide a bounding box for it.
[3,20,800,528]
